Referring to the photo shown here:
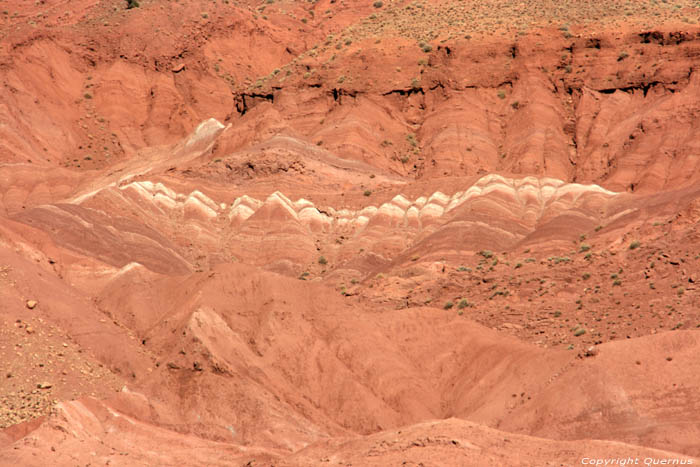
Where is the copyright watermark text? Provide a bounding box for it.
[581,458,694,466]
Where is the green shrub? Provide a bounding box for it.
[318,256,328,265]
[126,0,139,8]
[549,256,570,264]
[373,0,383,7]
[629,240,640,250]
[458,299,469,309]
[444,301,454,310]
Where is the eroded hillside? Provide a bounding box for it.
[1,0,699,465]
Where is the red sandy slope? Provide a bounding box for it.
[1,0,700,465]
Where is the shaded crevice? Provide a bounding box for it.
[329,88,358,104]
[235,92,274,115]
[666,31,694,45]
[596,81,670,97]
[437,45,452,57]
[382,87,424,96]
[639,30,696,45]
[585,38,601,49]
[639,31,664,45]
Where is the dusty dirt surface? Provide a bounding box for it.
[1,0,700,465]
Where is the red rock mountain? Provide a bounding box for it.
[1,0,699,465]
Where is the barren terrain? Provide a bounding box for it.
[1,0,699,465]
